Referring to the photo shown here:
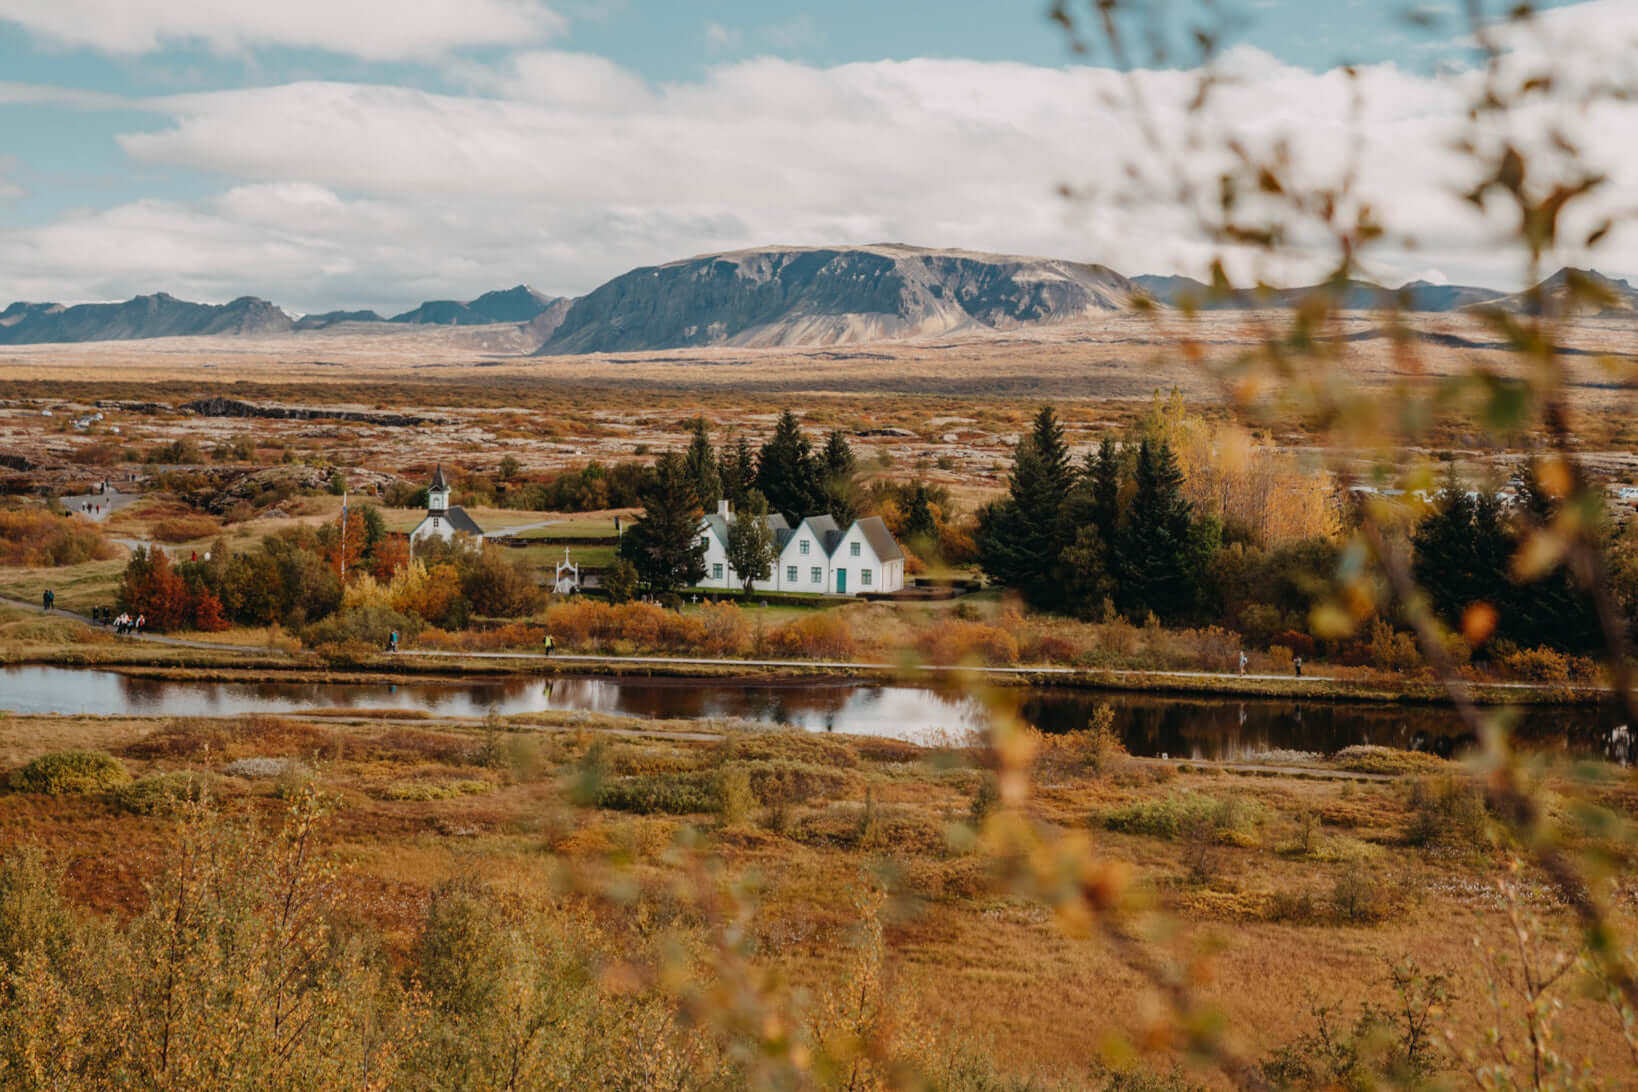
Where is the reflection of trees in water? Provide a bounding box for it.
[1014,691,1627,762]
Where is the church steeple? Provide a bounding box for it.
[428,464,450,513]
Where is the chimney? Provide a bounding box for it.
[717,499,731,518]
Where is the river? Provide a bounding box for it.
[0,665,1627,762]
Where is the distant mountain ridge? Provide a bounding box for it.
[0,293,294,345]
[536,244,1138,354]
[1130,274,1507,312]
[2,257,1633,349]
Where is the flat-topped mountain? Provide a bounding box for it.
[534,245,1138,354]
[0,293,293,344]
[390,285,562,326]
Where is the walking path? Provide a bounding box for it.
[61,483,139,524]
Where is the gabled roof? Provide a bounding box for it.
[702,513,730,547]
[702,510,792,550]
[792,514,842,555]
[854,516,904,562]
[429,463,449,491]
[437,505,484,535]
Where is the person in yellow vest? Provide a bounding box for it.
[542,633,555,656]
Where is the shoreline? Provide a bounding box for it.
[0,642,1612,707]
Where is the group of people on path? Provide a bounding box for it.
[1239,651,1303,677]
[111,611,145,636]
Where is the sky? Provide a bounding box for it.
[0,0,1634,314]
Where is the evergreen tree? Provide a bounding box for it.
[1412,472,1498,631]
[618,451,706,596]
[976,435,1074,606]
[904,484,939,544]
[1089,437,1123,538]
[718,435,756,510]
[682,418,721,506]
[1028,405,1073,502]
[1505,465,1601,651]
[820,429,859,525]
[725,490,777,598]
[756,410,824,522]
[1059,525,1114,619]
[1113,437,1201,621]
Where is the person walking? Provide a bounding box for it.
[134,613,146,635]
[1294,655,1303,678]
[389,630,399,653]
[1238,651,1248,676]
[542,633,555,656]
[42,589,53,612]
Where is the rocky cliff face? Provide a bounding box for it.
[535,245,1138,354]
[0,293,294,344]
[1476,268,1638,316]
[390,285,562,326]
[1130,275,1505,312]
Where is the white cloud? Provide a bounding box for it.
[0,0,565,61]
[2,9,1636,311]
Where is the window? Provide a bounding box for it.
[850,541,861,557]
[431,517,440,529]
[799,539,810,555]
[712,563,723,579]
[861,570,873,586]
[810,567,822,583]
[786,566,798,582]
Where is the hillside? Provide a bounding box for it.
[535,245,1138,354]
[1131,275,1505,312]
[0,293,293,344]
[390,285,561,326]
[1476,268,1638,316]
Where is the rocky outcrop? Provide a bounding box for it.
[294,309,386,330]
[1473,268,1638,316]
[181,398,435,426]
[0,294,294,344]
[535,245,1139,354]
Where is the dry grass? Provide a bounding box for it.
[0,708,1631,1081]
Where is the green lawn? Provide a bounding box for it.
[514,518,622,540]
[506,543,618,570]
[0,559,127,614]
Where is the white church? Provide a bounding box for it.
[694,500,904,596]
[410,464,485,546]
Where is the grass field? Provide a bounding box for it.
[0,557,126,614]
[0,707,1629,1083]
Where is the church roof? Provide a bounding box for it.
[437,506,484,535]
[429,463,449,491]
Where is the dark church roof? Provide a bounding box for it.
[437,506,484,535]
[429,463,449,492]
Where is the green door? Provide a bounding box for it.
[836,569,847,594]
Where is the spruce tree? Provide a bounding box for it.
[756,410,824,522]
[821,429,859,524]
[618,451,706,596]
[977,434,1074,606]
[683,418,721,506]
[905,484,939,543]
[718,435,756,510]
[1113,437,1199,621]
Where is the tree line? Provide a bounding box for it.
[618,411,861,598]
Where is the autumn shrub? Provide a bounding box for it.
[732,760,851,808]
[1404,775,1490,850]
[697,601,751,656]
[1032,705,1124,778]
[595,771,719,815]
[113,771,218,815]
[1499,645,1572,683]
[715,731,859,770]
[765,611,858,660]
[1367,619,1422,671]
[10,749,131,795]
[915,620,1019,666]
[1103,793,1266,846]
[1329,871,1398,925]
[0,507,116,566]
[304,605,418,649]
[416,622,545,652]
[150,515,221,543]
[544,599,705,654]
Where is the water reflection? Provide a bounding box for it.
[0,665,1626,761]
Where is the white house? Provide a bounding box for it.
[410,464,484,547]
[695,500,904,596]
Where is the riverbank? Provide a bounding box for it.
[0,635,1613,708]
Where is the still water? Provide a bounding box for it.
[0,665,1627,762]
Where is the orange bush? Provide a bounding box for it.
[0,508,116,567]
[697,602,751,657]
[765,612,858,660]
[150,515,222,543]
[915,620,1019,666]
[542,600,708,654]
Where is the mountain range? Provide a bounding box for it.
[2,249,1633,351]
